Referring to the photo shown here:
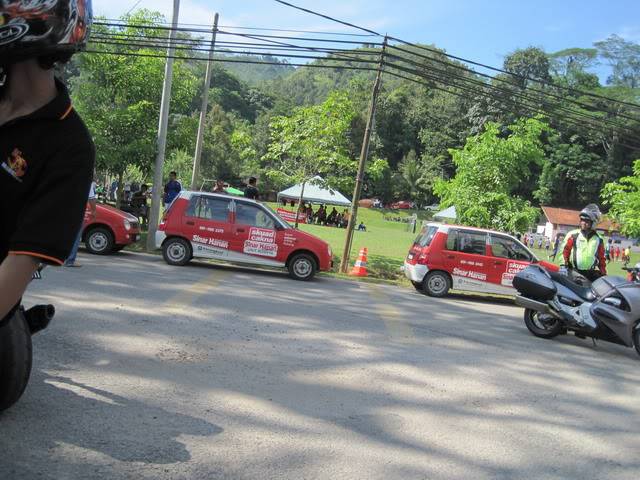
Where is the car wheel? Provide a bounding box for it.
[633,323,640,358]
[423,271,451,297]
[85,227,114,255]
[162,238,192,266]
[288,253,316,281]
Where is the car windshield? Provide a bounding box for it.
[414,225,438,247]
[263,203,290,229]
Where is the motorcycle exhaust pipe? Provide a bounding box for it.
[23,304,55,335]
[515,296,553,314]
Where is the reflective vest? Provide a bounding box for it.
[567,229,603,270]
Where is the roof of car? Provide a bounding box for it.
[179,190,259,205]
[427,222,516,237]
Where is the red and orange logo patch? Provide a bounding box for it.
[2,148,28,182]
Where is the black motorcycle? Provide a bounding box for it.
[513,265,640,357]
[0,266,55,412]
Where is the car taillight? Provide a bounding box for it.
[418,253,428,263]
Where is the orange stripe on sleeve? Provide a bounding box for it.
[9,251,64,266]
[59,104,74,120]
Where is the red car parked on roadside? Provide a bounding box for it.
[404,223,559,297]
[389,200,414,210]
[156,191,333,281]
[82,203,141,255]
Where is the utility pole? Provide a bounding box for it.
[190,13,219,190]
[339,37,387,273]
[146,0,180,252]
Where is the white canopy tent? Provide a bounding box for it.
[433,205,457,222]
[277,177,351,206]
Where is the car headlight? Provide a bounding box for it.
[124,219,132,231]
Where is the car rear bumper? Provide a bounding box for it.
[403,261,428,283]
[155,231,167,249]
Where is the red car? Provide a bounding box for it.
[404,223,559,297]
[82,203,141,255]
[389,200,414,210]
[155,192,333,281]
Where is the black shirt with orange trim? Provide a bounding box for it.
[0,79,95,266]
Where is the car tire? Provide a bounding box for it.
[288,253,317,281]
[633,324,640,358]
[423,271,451,297]
[85,227,114,255]
[0,309,33,412]
[162,238,192,266]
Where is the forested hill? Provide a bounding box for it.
[73,10,640,233]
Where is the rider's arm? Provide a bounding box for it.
[0,255,39,319]
[597,242,607,275]
[562,235,575,267]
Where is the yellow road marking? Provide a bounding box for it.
[367,284,416,343]
[163,270,229,314]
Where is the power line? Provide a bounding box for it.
[271,0,640,111]
[102,18,378,37]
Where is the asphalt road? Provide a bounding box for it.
[1,251,639,480]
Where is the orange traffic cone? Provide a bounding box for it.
[349,247,368,277]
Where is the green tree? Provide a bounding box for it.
[602,159,640,237]
[434,118,548,232]
[594,35,640,88]
[262,91,356,225]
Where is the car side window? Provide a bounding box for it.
[186,196,230,222]
[236,203,276,229]
[446,230,487,255]
[491,234,532,261]
[445,230,458,251]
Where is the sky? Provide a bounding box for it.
[93,0,640,73]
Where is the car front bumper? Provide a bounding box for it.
[403,261,428,283]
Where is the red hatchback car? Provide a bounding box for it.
[156,192,333,281]
[404,223,558,297]
[83,203,141,255]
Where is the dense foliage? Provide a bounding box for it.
[67,10,640,231]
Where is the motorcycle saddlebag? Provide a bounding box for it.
[513,265,557,301]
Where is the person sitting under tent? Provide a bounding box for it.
[358,222,367,232]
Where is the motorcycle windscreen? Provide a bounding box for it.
[513,265,557,300]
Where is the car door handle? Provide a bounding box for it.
[447,255,455,259]
[494,261,504,265]
[236,228,246,233]
[186,221,195,226]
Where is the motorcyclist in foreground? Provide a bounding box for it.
[561,204,607,283]
[0,2,94,329]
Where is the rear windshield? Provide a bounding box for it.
[414,225,438,247]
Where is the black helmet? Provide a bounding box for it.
[0,1,92,64]
[579,204,601,226]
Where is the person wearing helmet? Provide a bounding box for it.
[0,1,94,324]
[561,204,607,282]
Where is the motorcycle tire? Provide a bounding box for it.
[633,325,640,358]
[523,308,563,339]
[0,309,33,412]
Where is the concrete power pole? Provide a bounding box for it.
[339,37,387,273]
[146,0,181,252]
[190,13,219,190]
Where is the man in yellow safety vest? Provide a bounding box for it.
[561,204,607,282]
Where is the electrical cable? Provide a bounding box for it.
[271,0,640,111]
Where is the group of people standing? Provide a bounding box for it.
[605,240,631,264]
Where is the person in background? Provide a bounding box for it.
[549,234,562,261]
[131,184,149,228]
[614,245,621,262]
[109,179,118,201]
[163,171,182,206]
[212,179,226,193]
[358,222,367,232]
[65,179,98,268]
[605,238,612,263]
[624,245,631,266]
[244,176,259,200]
[327,207,338,226]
